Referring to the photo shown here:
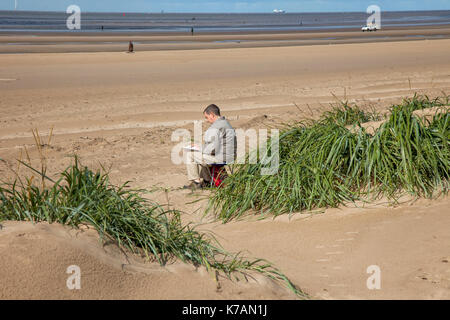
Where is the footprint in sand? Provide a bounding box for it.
[314,229,363,289]
[336,238,355,242]
[314,230,362,288]
[316,258,331,262]
[326,251,344,255]
[328,284,349,288]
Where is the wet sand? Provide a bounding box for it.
[1,26,450,53]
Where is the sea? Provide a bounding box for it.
[0,10,450,33]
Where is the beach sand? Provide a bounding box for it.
[0,35,449,299]
[1,26,450,53]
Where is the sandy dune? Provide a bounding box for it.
[0,221,292,299]
[0,37,449,299]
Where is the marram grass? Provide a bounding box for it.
[0,158,307,299]
[208,94,449,222]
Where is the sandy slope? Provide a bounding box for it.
[208,197,450,299]
[0,221,293,299]
[0,38,449,299]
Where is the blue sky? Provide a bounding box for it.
[3,0,450,12]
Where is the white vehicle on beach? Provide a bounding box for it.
[273,9,286,13]
[361,25,378,32]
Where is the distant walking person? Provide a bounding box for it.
[128,41,134,53]
[191,27,194,36]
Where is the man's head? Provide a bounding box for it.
[203,104,221,124]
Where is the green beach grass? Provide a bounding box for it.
[208,94,449,222]
[0,157,307,299]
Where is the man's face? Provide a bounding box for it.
[204,112,217,124]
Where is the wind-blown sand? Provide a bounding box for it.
[0,36,449,299]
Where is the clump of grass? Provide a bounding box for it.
[0,157,307,299]
[209,94,449,222]
[321,100,383,126]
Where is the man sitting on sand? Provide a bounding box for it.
[184,104,236,190]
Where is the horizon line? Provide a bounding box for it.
[2,8,450,14]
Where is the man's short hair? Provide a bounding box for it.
[203,104,221,116]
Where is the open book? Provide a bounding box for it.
[183,145,200,152]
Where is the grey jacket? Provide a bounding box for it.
[202,116,237,164]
